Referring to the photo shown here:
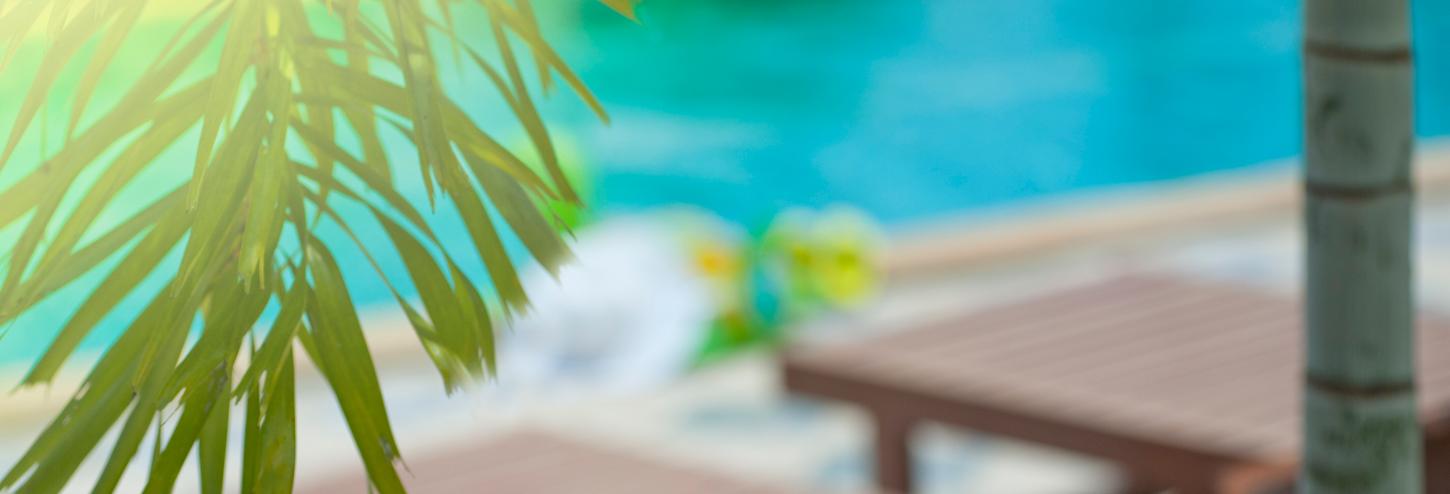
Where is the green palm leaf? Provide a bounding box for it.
[0,0,637,492]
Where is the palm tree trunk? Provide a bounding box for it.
[1302,0,1419,492]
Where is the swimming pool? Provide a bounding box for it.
[555,0,1450,227]
[5,0,1450,366]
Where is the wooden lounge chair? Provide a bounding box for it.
[301,430,802,493]
[782,275,1450,494]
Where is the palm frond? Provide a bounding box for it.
[0,0,637,492]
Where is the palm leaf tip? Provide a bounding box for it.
[599,0,639,21]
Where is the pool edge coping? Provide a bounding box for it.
[882,142,1450,280]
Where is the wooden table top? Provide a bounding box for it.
[784,275,1450,463]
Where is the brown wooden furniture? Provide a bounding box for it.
[783,275,1450,493]
[301,430,802,493]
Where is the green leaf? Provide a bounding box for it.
[131,275,262,494]
[486,1,577,203]
[297,68,553,196]
[174,88,269,294]
[0,79,209,317]
[143,363,230,494]
[513,0,555,94]
[21,203,191,385]
[164,275,269,404]
[255,355,297,493]
[467,147,572,276]
[64,1,145,139]
[7,285,193,494]
[290,124,441,242]
[145,0,228,69]
[199,386,230,494]
[240,364,264,494]
[489,2,611,122]
[22,82,211,304]
[380,0,455,209]
[240,65,295,283]
[90,309,194,494]
[189,0,263,209]
[301,242,407,493]
[0,1,111,172]
[233,280,307,399]
[3,186,179,327]
[449,260,497,372]
[440,169,529,311]
[377,210,483,374]
[0,79,209,233]
[292,179,473,389]
[0,1,48,74]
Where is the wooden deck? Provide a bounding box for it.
[783,275,1450,493]
[300,430,802,493]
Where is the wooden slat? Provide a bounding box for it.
[784,274,1450,469]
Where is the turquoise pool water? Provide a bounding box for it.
[6,0,1450,366]
[558,0,1450,226]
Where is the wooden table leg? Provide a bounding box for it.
[1427,432,1450,493]
[873,411,915,494]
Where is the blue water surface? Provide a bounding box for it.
[561,0,1450,226]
